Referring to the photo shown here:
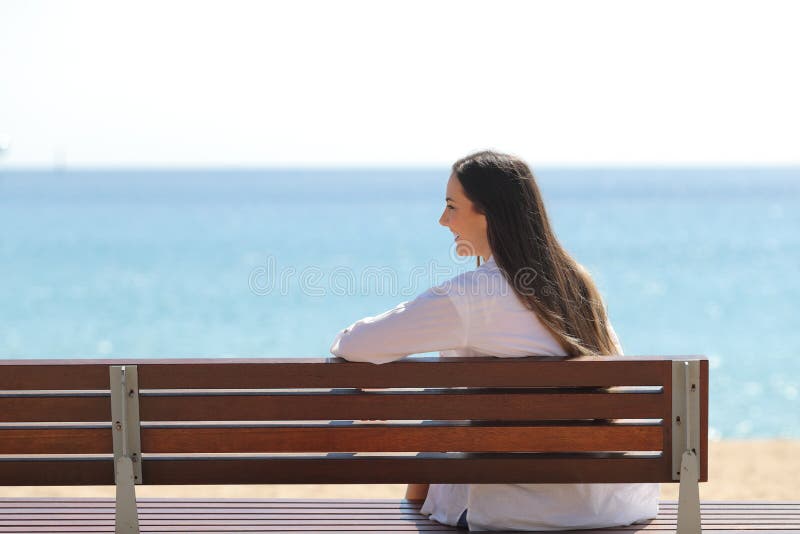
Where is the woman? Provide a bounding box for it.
[330,150,658,531]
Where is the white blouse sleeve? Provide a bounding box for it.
[329,287,468,364]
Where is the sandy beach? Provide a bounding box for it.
[2,439,797,501]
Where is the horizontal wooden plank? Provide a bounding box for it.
[0,395,110,422]
[0,388,665,423]
[0,364,110,391]
[0,421,662,454]
[139,423,663,453]
[0,389,669,428]
[0,428,112,454]
[0,452,672,484]
[0,458,113,485]
[137,358,673,389]
[139,454,673,484]
[138,389,665,422]
[0,357,679,390]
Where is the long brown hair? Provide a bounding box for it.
[452,150,617,357]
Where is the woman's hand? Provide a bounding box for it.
[405,483,429,501]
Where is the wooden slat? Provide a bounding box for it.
[0,357,677,390]
[0,422,661,455]
[0,388,665,423]
[0,394,110,422]
[0,427,112,454]
[138,454,673,484]
[0,363,110,390]
[138,389,664,421]
[0,453,672,485]
[136,358,673,389]
[0,458,113,485]
[139,423,663,453]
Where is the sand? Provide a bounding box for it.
[1,440,797,501]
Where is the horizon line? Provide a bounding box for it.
[3,163,800,172]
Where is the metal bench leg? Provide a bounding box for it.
[677,450,701,534]
[111,365,142,534]
[673,361,702,534]
[115,456,140,533]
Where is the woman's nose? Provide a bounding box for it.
[438,209,448,227]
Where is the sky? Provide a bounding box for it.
[0,0,798,167]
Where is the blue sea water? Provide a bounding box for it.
[1,167,798,438]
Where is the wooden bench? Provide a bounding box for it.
[0,355,791,533]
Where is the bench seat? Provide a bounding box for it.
[1,499,799,533]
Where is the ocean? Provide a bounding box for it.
[1,167,798,438]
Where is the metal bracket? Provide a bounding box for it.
[671,360,700,480]
[110,365,142,534]
[672,360,702,533]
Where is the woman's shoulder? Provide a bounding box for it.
[428,260,503,296]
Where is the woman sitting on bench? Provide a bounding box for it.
[330,150,659,531]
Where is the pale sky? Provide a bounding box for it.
[1,0,798,167]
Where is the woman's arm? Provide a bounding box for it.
[330,286,467,364]
[405,483,429,501]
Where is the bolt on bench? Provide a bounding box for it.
[0,356,780,533]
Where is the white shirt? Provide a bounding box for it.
[330,257,659,531]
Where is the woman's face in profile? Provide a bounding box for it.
[439,174,490,259]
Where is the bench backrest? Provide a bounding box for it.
[0,356,708,486]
